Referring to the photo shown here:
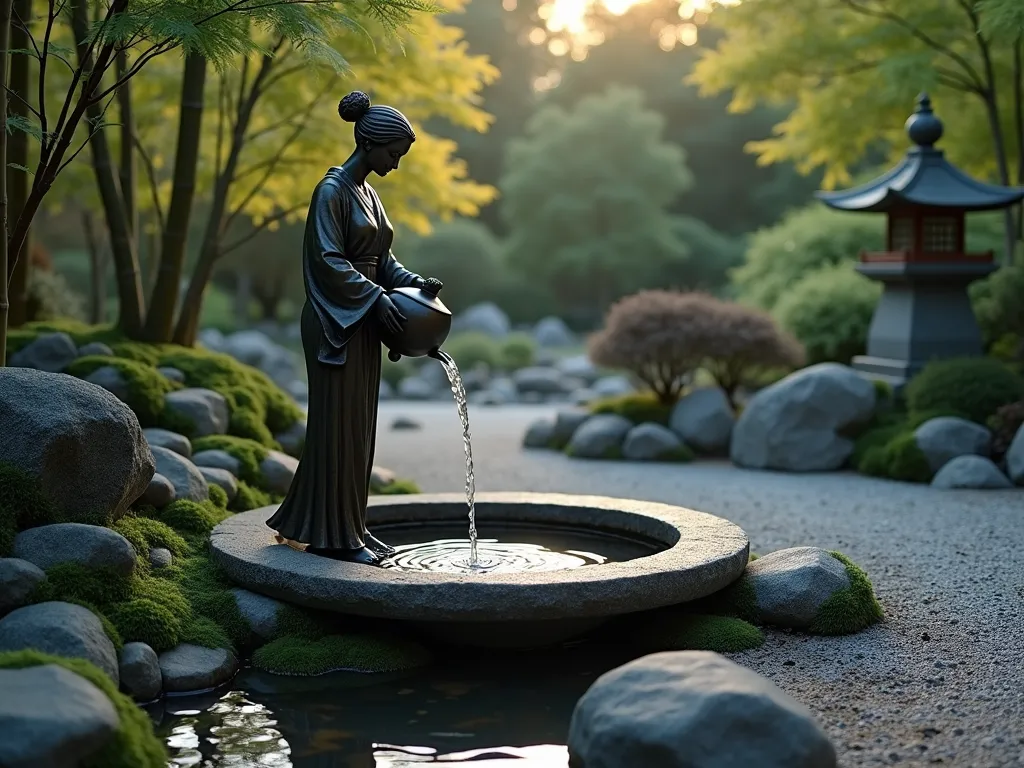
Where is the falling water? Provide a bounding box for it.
[431,349,479,568]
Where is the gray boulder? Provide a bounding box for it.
[199,466,239,503]
[745,547,851,629]
[670,387,735,454]
[158,366,186,384]
[730,363,877,472]
[622,422,685,461]
[231,588,284,644]
[0,664,119,768]
[556,354,601,385]
[143,427,192,458]
[0,367,154,525]
[274,420,307,457]
[513,366,568,395]
[931,455,1013,490]
[9,332,77,372]
[0,558,46,617]
[13,523,137,578]
[591,374,634,398]
[390,416,422,431]
[151,445,210,502]
[533,316,576,348]
[0,602,119,683]
[566,414,632,459]
[83,365,130,403]
[222,329,278,367]
[140,473,175,509]
[397,375,437,400]
[260,450,298,495]
[914,416,992,473]
[192,449,242,477]
[149,547,173,569]
[1004,424,1024,486]
[159,643,238,693]
[378,379,394,400]
[551,409,592,448]
[451,302,510,337]
[197,328,226,352]
[119,642,162,701]
[164,388,229,436]
[77,341,115,358]
[522,419,556,449]
[568,651,836,768]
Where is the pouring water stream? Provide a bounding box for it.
[429,348,480,569]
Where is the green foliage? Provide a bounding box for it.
[179,616,234,651]
[173,556,249,652]
[498,333,536,371]
[251,633,431,676]
[132,576,191,618]
[988,400,1024,459]
[108,599,182,653]
[0,462,60,555]
[232,482,274,512]
[33,563,134,606]
[731,205,883,312]
[809,552,884,635]
[501,85,695,323]
[971,265,1024,350]
[208,483,229,511]
[773,263,881,364]
[370,478,422,495]
[656,444,696,463]
[381,352,417,387]
[25,268,88,324]
[859,432,933,484]
[112,516,190,558]
[0,651,167,768]
[632,613,764,653]
[589,391,672,425]
[191,435,269,487]
[442,331,500,371]
[905,358,1024,425]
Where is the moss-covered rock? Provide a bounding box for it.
[154,499,230,538]
[0,650,167,768]
[111,516,189,559]
[809,552,884,635]
[0,462,61,556]
[33,563,135,607]
[589,391,672,425]
[370,478,422,495]
[64,356,181,428]
[108,599,182,654]
[631,613,764,654]
[231,481,274,512]
[251,633,431,676]
[191,435,267,487]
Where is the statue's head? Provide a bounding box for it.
[339,90,415,178]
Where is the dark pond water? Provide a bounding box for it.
[375,521,663,574]
[153,639,636,767]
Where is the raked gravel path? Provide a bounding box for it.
[374,401,1024,768]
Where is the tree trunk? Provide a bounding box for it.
[117,50,137,238]
[143,52,207,341]
[0,0,13,366]
[72,0,145,336]
[6,0,32,327]
[82,210,106,324]
[173,53,276,346]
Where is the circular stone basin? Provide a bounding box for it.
[211,493,749,648]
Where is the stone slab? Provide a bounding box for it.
[210,492,750,623]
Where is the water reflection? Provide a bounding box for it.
[156,641,631,768]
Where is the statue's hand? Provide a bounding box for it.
[419,276,444,295]
[375,293,407,335]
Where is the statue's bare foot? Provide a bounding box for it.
[365,532,396,557]
[307,546,381,566]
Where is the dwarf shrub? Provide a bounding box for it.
[906,357,1023,425]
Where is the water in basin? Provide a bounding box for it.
[378,521,662,574]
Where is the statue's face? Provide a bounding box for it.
[367,137,412,178]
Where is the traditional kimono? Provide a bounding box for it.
[267,166,421,550]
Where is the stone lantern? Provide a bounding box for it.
[815,93,1024,390]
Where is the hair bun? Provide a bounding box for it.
[338,91,371,123]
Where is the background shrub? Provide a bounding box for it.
[498,333,536,371]
[773,263,881,364]
[970,264,1024,353]
[589,391,671,425]
[905,358,1024,425]
[442,331,500,371]
[988,400,1024,460]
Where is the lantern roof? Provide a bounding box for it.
[816,93,1024,213]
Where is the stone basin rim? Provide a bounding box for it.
[209,492,750,622]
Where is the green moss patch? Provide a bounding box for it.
[371,478,422,495]
[632,613,764,654]
[208,483,229,510]
[0,650,167,768]
[589,391,672,425]
[172,555,249,652]
[0,462,62,555]
[905,357,1024,425]
[154,499,231,539]
[232,482,273,512]
[852,409,964,484]
[108,599,182,654]
[191,435,268,487]
[112,516,189,558]
[809,552,884,636]
[34,563,134,607]
[251,633,431,676]
[688,572,758,623]
[64,356,181,428]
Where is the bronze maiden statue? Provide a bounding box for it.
[267,91,447,566]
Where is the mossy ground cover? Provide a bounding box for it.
[588,391,673,425]
[627,612,765,654]
[0,650,167,767]
[852,408,965,484]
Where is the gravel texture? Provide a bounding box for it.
[374,402,1024,768]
